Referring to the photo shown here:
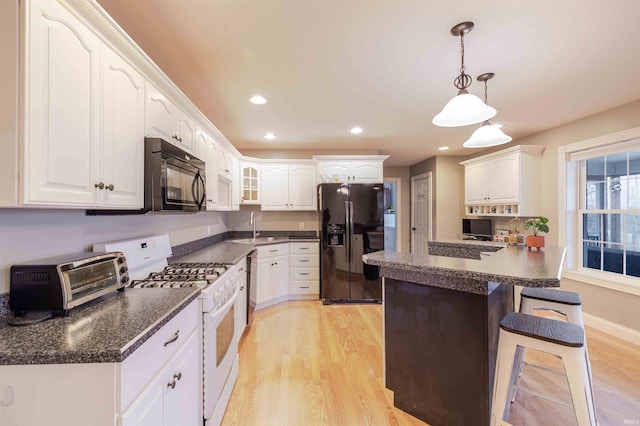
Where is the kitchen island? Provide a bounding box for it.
[363,242,566,426]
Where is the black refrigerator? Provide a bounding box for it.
[319,183,385,304]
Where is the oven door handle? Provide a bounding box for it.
[204,284,240,330]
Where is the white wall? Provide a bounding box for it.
[0,209,228,294]
[225,205,320,233]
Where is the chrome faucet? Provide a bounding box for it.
[250,211,259,241]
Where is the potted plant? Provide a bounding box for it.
[523,217,549,250]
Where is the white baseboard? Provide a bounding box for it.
[583,312,640,347]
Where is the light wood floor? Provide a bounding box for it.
[221,301,640,425]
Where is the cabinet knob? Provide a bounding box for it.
[179,137,183,142]
[167,380,176,389]
[94,182,104,189]
[105,184,114,191]
[173,372,182,381]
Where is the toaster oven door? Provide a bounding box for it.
[62,258,121,308]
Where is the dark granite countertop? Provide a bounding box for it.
[363,243,566,294]
[172,236,320,264]
[0,288,200,365]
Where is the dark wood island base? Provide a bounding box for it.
[385,277,513,426]
[363,242,566,426]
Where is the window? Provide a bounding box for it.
[559,127,640,294]
[581,151,640,277]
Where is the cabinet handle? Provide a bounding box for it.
[94,182,104,189]
[299,247,309,250]
[269,249,278,253]
[299,272,310,276]
[240,286,244,290]
[179,137,183,142]
[105,184,114,191]
[173,372,182,381]
[299,259,310,263]
[300,286,310,289]
[163,330,180,347]
[167,380,176,389]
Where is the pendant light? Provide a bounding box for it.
[463,73,512,148]
[432,22,496,127]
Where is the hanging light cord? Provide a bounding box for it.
[454,32,472,91]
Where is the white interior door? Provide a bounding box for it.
[411,172,432,255]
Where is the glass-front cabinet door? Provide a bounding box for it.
[241,162,260,204]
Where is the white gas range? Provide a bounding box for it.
[94,235,243,426]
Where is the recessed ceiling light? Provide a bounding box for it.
[350,127,363,134]
[249,95,267,105]
[439,146,450,151]
[264,133,276,140]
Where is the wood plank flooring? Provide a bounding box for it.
[221,301,640,425]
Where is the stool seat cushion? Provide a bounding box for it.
[500,312,584,348]
[521,287,582,306]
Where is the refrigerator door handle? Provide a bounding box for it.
[349,201,354,265]
[345,201,350,270]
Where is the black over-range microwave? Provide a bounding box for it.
[144,137,206,213]
[87,137,206,215]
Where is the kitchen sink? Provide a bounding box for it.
[228,237,288,245]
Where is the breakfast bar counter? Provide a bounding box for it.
[363,242,566,426]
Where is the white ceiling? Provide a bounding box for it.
[97,0,640,166]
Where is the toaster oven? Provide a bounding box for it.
[10,252,129,317]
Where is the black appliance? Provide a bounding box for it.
[145,138,206,213]
[462,218,493,241]
[246,249,258,328]
[319,183,385,304]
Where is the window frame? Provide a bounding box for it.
[558,127,640,296]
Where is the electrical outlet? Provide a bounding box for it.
[299,222,304,230]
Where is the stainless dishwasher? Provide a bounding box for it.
[246,249,258,326]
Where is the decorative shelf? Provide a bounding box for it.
[466,204,519,216]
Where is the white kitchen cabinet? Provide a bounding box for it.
[22,0,143,208]
[241,162,261,204]
[145,82,194,154]
[218,148,232,178]
[230,155,240,211]
[100,45,145,208]
[23,0,100,206]
[314,155,388,183]
[289,242,320,298]
[261,163,317,211]
[0,300,199,426]
[460,145,545,217]
[198,134,220,210]
[122,330,199,426]
[255,243,290,310]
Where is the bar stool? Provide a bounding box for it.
[511,287,591,402]
[491,312,597,426]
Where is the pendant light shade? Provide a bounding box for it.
[463,72,512,148]
[433,91,497,127]
[432,22,497,127]
[463,122,512,147]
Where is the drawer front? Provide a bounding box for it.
[120,299,199,410]
[289,242,319,254]
[290,280,319,294]
[289,267,319,281]
[258,243,289,258]
[289,253,319,268]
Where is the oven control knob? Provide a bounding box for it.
[121,275,129,284]
[120,266,128,274]
[117,256,126,264]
